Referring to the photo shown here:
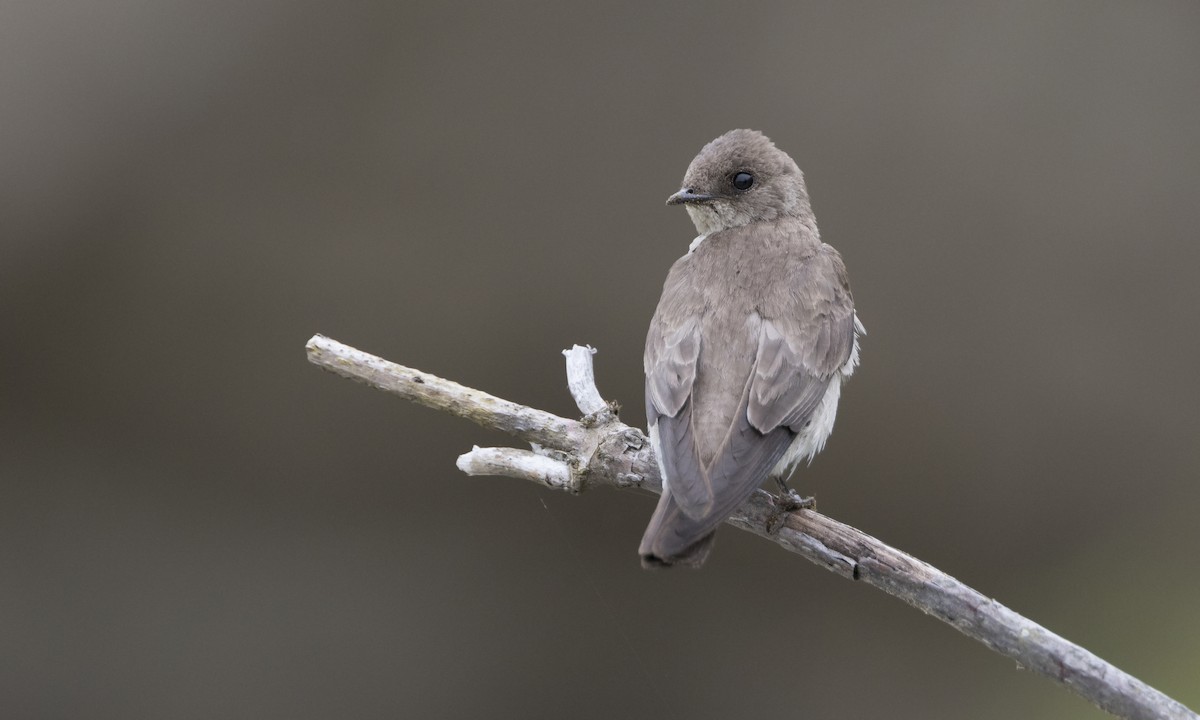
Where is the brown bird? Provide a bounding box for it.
[640,129,863,568]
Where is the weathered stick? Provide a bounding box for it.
[306,333,1196,720]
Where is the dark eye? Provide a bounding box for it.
[732,171,754,191]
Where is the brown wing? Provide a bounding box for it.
[747,249,856,434]
[644,313,715,518]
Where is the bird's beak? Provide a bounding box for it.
[666,188,717,206]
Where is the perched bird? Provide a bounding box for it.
[640,129,864,568]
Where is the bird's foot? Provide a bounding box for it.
[773,477,815,512]
[764,490,816,535]
[776,489,815,512]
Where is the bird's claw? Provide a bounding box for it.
[764,490,816,535]
[776,489,815,512]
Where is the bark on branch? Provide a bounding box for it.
[305,333,1195,720]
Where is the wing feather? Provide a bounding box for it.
[748,251,856,434]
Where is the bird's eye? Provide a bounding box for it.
[731,172,754,191]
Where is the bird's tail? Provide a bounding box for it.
[638,490,719,568]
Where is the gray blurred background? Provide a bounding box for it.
[3,2,1198,718]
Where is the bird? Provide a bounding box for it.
[639,129,864,568]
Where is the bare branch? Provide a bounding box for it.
[457,446,574,491]
[562,344,608,416]
[305,334,587,451]
[306,333,1197,720]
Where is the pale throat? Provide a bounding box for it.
[685,203,737,237]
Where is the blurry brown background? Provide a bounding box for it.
[3,2,1198,718]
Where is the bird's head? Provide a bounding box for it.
[667,129,811,236]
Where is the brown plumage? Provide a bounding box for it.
[640,129,863,568]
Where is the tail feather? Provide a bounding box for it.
[638,489,719,568]
[640,420,796,568]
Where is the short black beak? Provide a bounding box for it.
[666,188,716,206]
